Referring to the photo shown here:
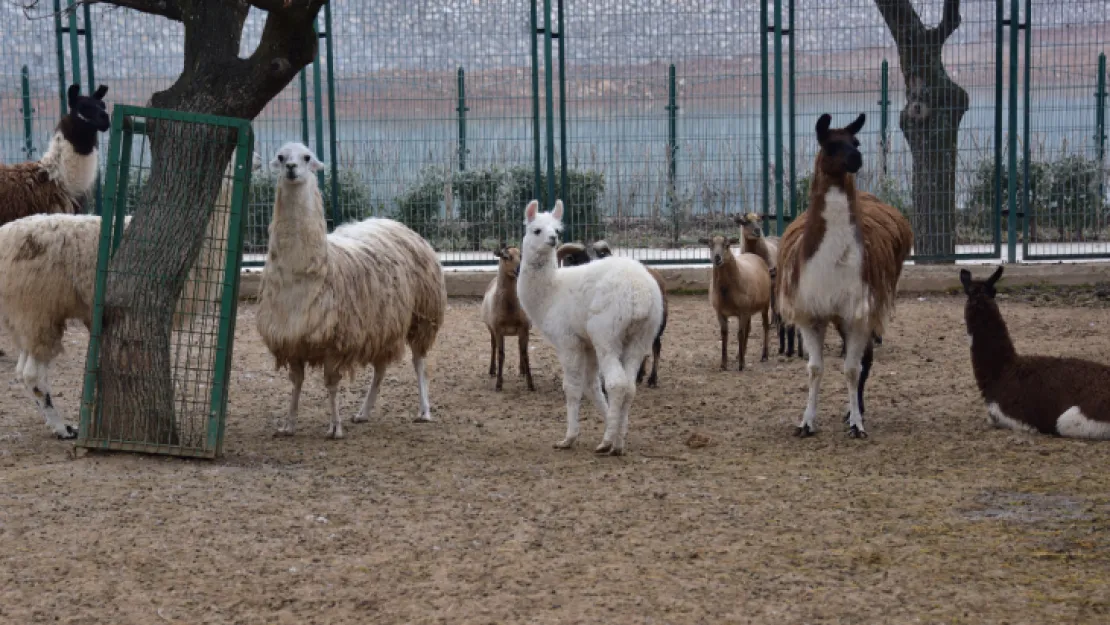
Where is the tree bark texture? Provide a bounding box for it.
[875,0,969,263]
[96,0,325,443]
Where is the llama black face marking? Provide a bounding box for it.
[815,113,865,177]
[60,84,111,155]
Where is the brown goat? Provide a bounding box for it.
[556,240,668,387]
[480,246,534,391]
[699,235,771,371]
[777,113,912,439]
[962,266,1110,439]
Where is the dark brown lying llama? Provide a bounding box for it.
[961,266,1110,439]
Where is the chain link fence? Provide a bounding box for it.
[1,0,1107,265]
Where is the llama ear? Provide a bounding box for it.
[93,85,108,100]
[552,200,564,221]
[268,155,284,174]
[815,114,832,143]
[986,265,1004,287]
[308,155,326,172]
[493,248,505,260]
[959,269,973,292]
[67,84,81,108]
[846,113,866,135]
[524,200,539,223]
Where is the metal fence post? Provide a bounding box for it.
[760,0,770,220]
[311,18,326,211]
[323,1,340,226]
[1006,0,1020,263]
[993,0,1004,258]
[299,70,310,145]
[53,0,67,118]
[786,0,796,226]
[21,66,35,160]
[879,59,889,178]
[542,0,556,210]
[530,0,542,201]
[772,0,784,230]
[556,0,568,236]
[457,67,468,172]
[1096,53,1107,220]
[1020,0,1031,252]
[666,63,678,219]
[66,0,82,103]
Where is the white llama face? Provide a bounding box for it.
[521,199,565,259]
[271,142,325,184]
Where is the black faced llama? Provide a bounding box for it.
[777,113,913,439]
[962,266,1110,439]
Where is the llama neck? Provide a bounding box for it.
[714,252,743,287]
[801,173,859,263]
[38,130,99,198]
[517,248,557,322]
[965,298,1018,391]
[268,183,329,276]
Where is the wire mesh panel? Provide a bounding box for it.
[1022,0,1110,260]
[78,106,253,459]
[789,0,1003,262]
[1,3,68,168]
[559,0,765,264]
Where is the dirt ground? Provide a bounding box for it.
[3,290,1110,625]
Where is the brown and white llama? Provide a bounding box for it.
[961,266,1110,439]
[777,113,912,438]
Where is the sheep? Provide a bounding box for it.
[698,235,772,371]
[777,113,913,439]
[557,240,668,388]
[480,245,534,392]
[0,84,110,228]
[257,142,446,439]
[0,151,260,439]
[734,212,803,359]
[518,200,664,455]
[961,266,1110,439]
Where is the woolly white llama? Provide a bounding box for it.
[962,266,1110,439]
[516,200,664,455]
[0,150,260,439]
[777,113,912,439]
[256,142,446,439]
[0,84,110,228]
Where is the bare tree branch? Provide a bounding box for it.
[90,0,182,21]
[929,0,962,44]
[873,0,925,46]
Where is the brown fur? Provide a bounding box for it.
[481,246,534,391]
[0,162,81,228]
[962,267,1110,437]
[699,235,771,371]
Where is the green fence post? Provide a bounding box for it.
[53,0,67,117]
[530,0,542,201]
[1006,0,1019,263]
[299,70,310,145]
[556,0,568,236]
[772,0,784,230]
[1096,53,1105,213]
[20,66,35,160]
[666,63,678,221]
[311,18,327,218]
[760,0,770,219]
[81,1,103,216]
[993,0,1004,258]
[1020,0,1031,254]
[66,0,82,98]
[457,67,468,172]
[323,2,340,226]
[542,0,556,210]
[879,59,889,178]
[786,0,796,227]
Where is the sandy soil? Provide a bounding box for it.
[2,291,1110,625]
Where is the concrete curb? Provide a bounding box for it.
[236,262,1109,300]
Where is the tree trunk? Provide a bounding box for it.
[875,0,969,264]
[95,0,324,442]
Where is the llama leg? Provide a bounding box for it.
[737,316,750,371]
[779,322,788,356]
[636,356,647,385]
[412,355,433,422]
[276,360,305,436]
[797,329,805,359]
[488,330,496,377]
[14,350,26,384]
[519,331,535,391]
[584,351,608,422]
[554,349,587,449]
[596,351,632,455]
[842,328,871,439]
[495,334,506,392]
[323,363,344,440]
[794,323,827,437]
[718,314,729,370]
[353,362,387,423]
[646,335,661,388]
[760,308,770,362]
[21,356,74,439]
[842,334,874,425]
[610,352,644,455]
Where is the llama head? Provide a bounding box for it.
[556,242,591,267]
[960,266,1004,301]
[698,234,740,267]
[66,84,110,133]
[815,113,865,177]
[591,240,613,259]
[271,142,325,185]
[734,212,764,239]
[522,199,564,261]
[493,245,522,278]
